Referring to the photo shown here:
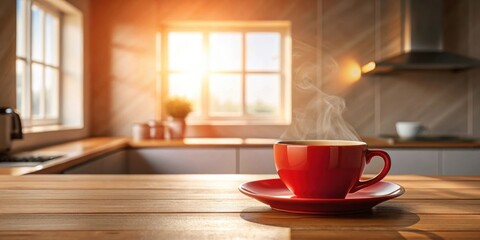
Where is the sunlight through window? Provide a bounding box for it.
[159,22,291,124]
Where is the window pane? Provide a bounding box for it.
[168,73,202,114]
[45,14,59,66]
[32,5,44,62]
[168,32,204,72]
[16,0,26,57]
[246,74,280,114]
[209,74,242,115]
[209,33,242,71]
[246,32,281,71]
[31,63,44,118]
[16,60,26,116]
[45,67,59,118]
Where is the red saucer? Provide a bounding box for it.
[239,179,404,215]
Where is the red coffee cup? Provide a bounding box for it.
[274,140,391,199]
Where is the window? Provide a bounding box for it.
[16,0,61,127]
[158,22,291,124]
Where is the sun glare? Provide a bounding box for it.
[168,32,207,74]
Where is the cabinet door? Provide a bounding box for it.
[128,148,236,174]
[239,148,276,174]
[442,150,480,176]
[64,150,127,174]
[384,149,440,175]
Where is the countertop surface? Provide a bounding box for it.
[0,137,129,176]
[132,136,480,149]
[1,136,480,175]
[0,174,478,239]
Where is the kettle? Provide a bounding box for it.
[0,107,23,153]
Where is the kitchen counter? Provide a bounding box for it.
[363,136,480,149]
[129,137,278,148]
[2,136,480,175]
[132,137,480,149]
[0,137,129,176]
[0,174,478,239]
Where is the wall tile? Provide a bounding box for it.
[88,0,480,139]
[444,0,469,54]
[379,71,469,136]
[470,78,480,139]
[470,0,480,138]
[321,0,376,136]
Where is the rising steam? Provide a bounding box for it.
[281,61,360,141]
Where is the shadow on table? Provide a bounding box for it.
[240,205,443,239]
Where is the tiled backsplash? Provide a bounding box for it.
[89,0,480,138]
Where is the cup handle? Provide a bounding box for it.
[349,149,391,193]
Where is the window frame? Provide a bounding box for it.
[16,0,62,127]
[157,21,292,125]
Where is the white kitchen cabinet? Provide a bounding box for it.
[128,148,236,174]
[441,150,480,176]
[63,146,480,176]
[385,149,440,175]
[239,148,277,174]
[64,150,127,174]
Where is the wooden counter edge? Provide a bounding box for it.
[32,138,129,174]
[130,137,480,149]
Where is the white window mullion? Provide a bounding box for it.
[16,0,79,127]
[20,60,29,118]
[279,30,286,119]
[241,31,247,116]
[25,0,33,121]
[56,13,62,123]
[39,8,46,119]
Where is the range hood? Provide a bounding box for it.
[362,0,480,75]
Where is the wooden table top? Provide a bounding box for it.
[0,174,478,239]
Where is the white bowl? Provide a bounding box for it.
[395,122,424,139]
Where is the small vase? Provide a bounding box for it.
[166,117,186,139]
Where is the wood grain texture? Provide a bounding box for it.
[0,199,479,214]
[0,174,478,239]
[1,230,480,240]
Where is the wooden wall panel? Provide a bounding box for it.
[0,0,16,108]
